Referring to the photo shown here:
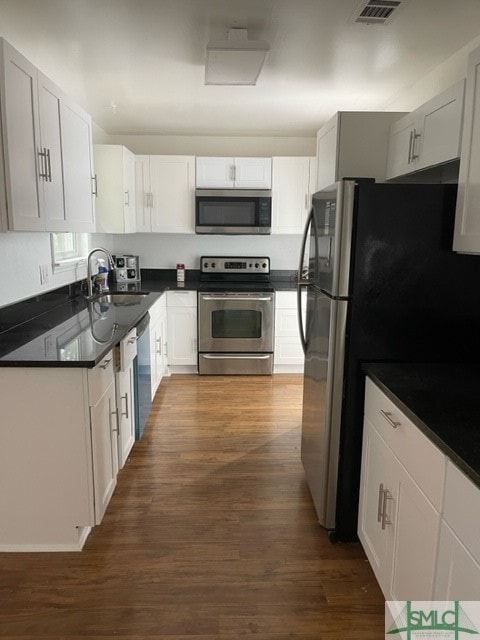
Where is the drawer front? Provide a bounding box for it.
[443,461,480,563]
[365,378,445,510]
[167,290,196,308]
[119,327,137,370]
[149,294,166,324]
[88,351,115,406]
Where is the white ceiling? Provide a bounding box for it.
[1,0,480,137]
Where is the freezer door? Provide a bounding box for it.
[313,181,355,298]
[300,288,348,529]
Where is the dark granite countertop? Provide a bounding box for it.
[363,362,480,488]
[0,268,298,368]
[0,291,163,368]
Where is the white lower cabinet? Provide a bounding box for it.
[89,376,118,524]
[115,328,137,468]
[274,290,305,372]
[359,378,444,600]
[434,461,480,599]
[0,353,118,551]
[149,294,168,399]
[167,290,197,372]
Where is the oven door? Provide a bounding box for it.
[198,292,274,353]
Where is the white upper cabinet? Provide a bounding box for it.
[271,156,316,234]
[135,155,195,233]
[196,157,272,189]
[316,112,404,192]
[0,38,95,233]
[0,39,43,231]
[37,73,66,231]
[386,80,465,180]
[454,46,480,253]
[94,145,136,234]
[60,97,95,232]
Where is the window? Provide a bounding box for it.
[51,233,89,272]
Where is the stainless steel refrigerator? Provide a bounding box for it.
[297,179,480,542]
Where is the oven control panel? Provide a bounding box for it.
[201,256,270,274]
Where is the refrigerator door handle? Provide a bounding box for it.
[297,208,313,355]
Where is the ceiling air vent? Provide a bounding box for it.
[351,0,405,25]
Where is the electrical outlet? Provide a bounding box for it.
[39,264,50,285]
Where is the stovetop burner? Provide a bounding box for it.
[200,256,272,292]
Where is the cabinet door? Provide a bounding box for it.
[454,46,480,253]
[0,39,43,231]
[37,73,67,231]
[116,363,135,469]
[196,157,233,188]
[167,306,197,366]
[358,418,392,592]
[417,80,465,171]
[434,521,480,600]
[150,315,165,397]
[123,147,136,234]
[135,155,151,232]
[385,113,417,179]
[316,116,338,191]
[60,99,95,232]
[271,157,311,234]
[388,462,440,601]
[150,156,195,233]
[234,157,272,188]
[90,382,118,524]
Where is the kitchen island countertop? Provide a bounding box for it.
[363,362,480,489]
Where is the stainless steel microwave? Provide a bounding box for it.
[195,189,272,235]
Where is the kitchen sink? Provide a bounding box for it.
[89,292,149,306]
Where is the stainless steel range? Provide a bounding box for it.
[198,256,275,375]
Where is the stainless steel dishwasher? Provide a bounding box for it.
[133,312,152,439]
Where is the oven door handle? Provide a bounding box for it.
[200,295,273,301]
[201,354,271,360]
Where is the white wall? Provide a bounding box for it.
[112,233,302,272]
[383,34,480,111]
[0,232,113,309]
[107,135,316,157]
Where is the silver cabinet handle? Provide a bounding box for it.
[109,399,119,434]
[121,392,129,419]
[99,357,112,370]
[381,489,393,530]
[407,130,414,164]
[411,129,421,161]
[377,483,384,523]
[38,148,48,179]
[124,190,129,206]
[156,337,162,355]
[92,174,98,196]
[46,148,52,182]
[380,409,401,429]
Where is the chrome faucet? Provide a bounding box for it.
[86,247,115,300]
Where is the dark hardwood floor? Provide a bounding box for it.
[0,374,384,639]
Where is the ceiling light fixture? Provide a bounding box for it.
[205,28,270,86]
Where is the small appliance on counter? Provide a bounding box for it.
[111,255,141,283]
